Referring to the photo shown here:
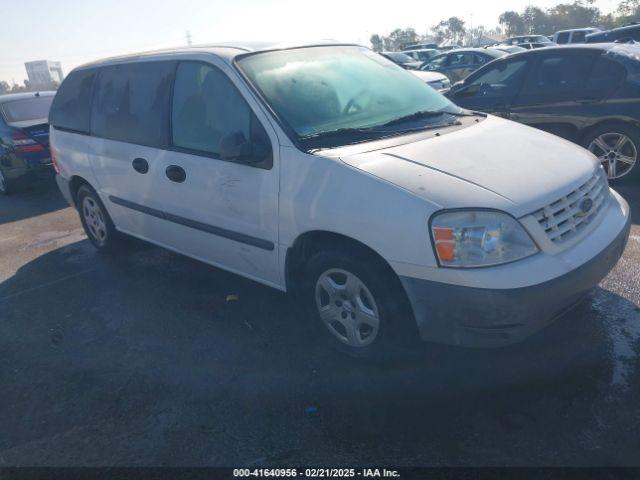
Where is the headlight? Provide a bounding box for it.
[430,210,539,268]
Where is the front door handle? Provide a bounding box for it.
[165,165,186,183]
[132,157,149,174]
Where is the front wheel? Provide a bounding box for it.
[303,250,415,358]
[584,125,640,183]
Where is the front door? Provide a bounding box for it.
[150,60,281,287]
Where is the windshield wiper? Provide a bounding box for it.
[379,109,485,128]
[379,110,451,128]
[299,127,378,142]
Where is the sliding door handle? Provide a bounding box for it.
[165,165,186,183]
[132,158,149,174]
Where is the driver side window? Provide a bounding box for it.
[463,59,528,98]
[172,62,254,157]
[423,55,448,71]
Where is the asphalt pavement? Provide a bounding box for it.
[0,178,639,467]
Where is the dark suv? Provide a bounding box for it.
[0,91,55,194]
[586,24,640,43]
[447,44,640,182]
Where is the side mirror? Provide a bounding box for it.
[219,131,271,165]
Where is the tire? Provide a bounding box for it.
[76,184,119,250]
[0,169,12,195]
[302,249,416,358]
[583,123,640,183]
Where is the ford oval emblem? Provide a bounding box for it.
[578,197,594,216]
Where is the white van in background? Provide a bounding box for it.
[50,42,630,356]
[553,28,602,44]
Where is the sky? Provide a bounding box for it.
[0,0,622,84]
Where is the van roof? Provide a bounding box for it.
[77,40,358,69]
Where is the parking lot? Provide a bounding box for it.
[0,179,639,466]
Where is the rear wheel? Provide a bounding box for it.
[584,124,640,183]
[76,185,119,250]
[0,170,12,195]
[302,249,415,358]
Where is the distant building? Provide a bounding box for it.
[24,60,64,87]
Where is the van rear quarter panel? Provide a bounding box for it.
[278,146,440,278]
[51,128,100,195]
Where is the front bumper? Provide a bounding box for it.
[400,193,631,347]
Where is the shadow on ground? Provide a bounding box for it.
[0,237,639,466]
[0,176,67,225]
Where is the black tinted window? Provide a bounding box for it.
[572,31,587,43]
[172,62,253,156]
[585,56,626,96]
[522,54,594,95]
[49,69,96,133]
[556,32,571,44]
[91,62,173,147]
[463,59,528,98]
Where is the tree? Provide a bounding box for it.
[547,1,601,31]
[370,34,384,52]
[499,11,526,36]
[522,6,550,34]
[386,28,419,50]
[0,81,9,95]
[432,17,466,45]
[614,0,640,25]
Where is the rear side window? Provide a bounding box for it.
[2,96,54,123]
[521,54,595,97]
[91,61,174,147]
[556,32,571,44]
[171,62,253,156]
[49,69,97,133]
[572,31,587,43]
[585,56,626,97]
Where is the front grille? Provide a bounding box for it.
[533,170,608,244]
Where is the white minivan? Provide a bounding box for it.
[50,42,630,355]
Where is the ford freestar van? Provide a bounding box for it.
[50,42,631,355]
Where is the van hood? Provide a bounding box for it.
[337,115,600,218]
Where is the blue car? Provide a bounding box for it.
[0,91,55,194]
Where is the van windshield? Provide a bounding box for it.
[237,46,454,147]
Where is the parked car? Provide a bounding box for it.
[491,45,527,55]
[504,35,555,46]
[402,48,440,62]
[519,42,557,50]
[380,51,422,69]
[447,43,640,181]
[553,28,601,44]
[420,48,508,83]
[51,42,629,355]
[587,23,640,43]
[0,91,55,194]
[403,43,439,51]
[408,70,451,92]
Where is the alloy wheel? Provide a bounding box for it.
[314,268,380,348]
[588,132,637,180]
[82,196,107,244]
